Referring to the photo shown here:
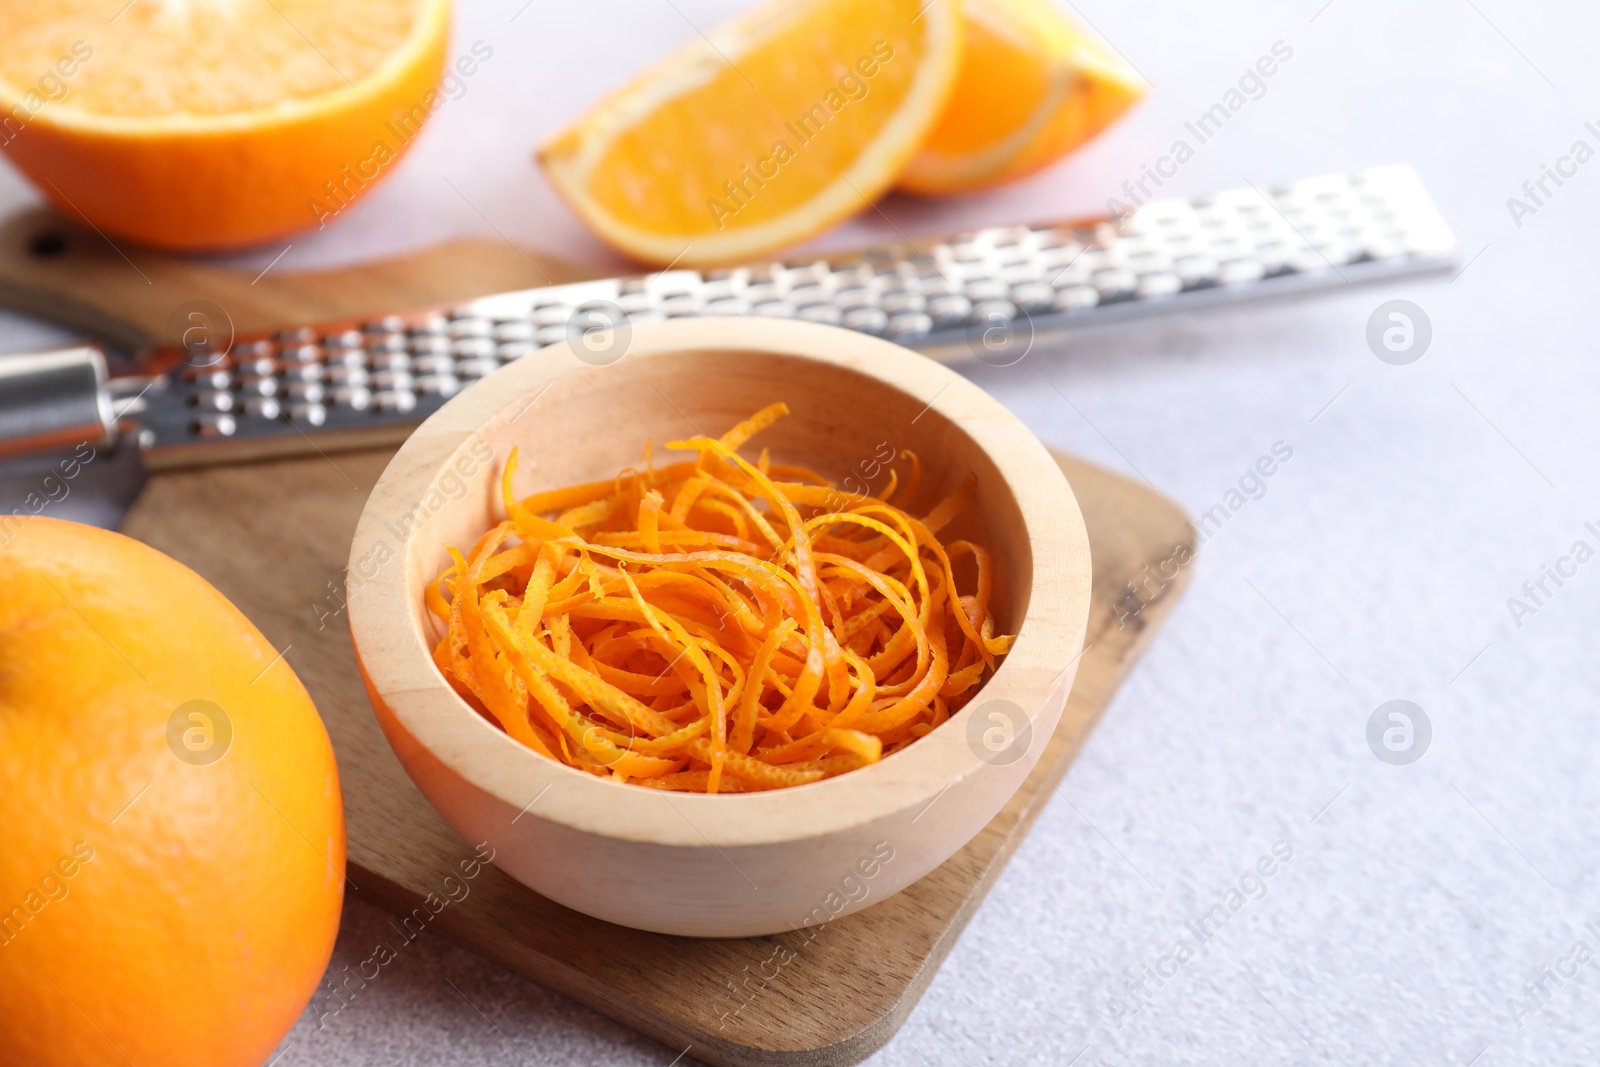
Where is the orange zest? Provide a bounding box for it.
[428,403,1014,793]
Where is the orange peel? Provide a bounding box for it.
[428,403,1014,793]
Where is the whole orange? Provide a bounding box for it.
[0,0,451,250]
[0,517,344,1067]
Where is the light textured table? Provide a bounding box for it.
[4,1,1596,1064]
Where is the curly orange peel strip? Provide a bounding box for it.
[429,405,1014,793]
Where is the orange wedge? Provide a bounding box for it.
[0,0,451,249]
[897,0,1142,195]
[537,0,964,267]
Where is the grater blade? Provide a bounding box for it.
[80,164,1454,468]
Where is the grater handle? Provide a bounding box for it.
[0,345,118,459]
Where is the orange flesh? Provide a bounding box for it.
[0,0,420,118]
[428,404,1015,794]
[915,6,1055,156]
[898,0,1142,194]
[0,0,448,250]
[576,0,936,233]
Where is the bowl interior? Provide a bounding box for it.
[351,317,1091,856]
[400,348,1032,722]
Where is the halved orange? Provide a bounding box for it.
[0,0,451,249]
[537,0,964,267]
[897,0,1142,195]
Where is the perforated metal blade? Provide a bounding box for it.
[0,165,1456,469]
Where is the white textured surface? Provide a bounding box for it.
[5,1,1598,1064]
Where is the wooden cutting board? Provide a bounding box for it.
[0,211,1195,1067]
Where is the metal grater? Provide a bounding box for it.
[0,165,1456,468]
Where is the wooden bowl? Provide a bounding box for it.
[347,317,1090,937]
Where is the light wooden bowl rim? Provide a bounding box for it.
[348,317,1090,850]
